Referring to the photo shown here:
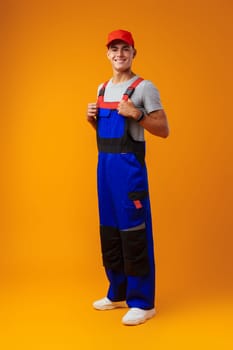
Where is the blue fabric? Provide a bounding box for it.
[97,107,155,309]
[97,152,148,230]
[106,201,155,309]
[98,108,125,138]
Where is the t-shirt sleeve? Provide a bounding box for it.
[142,80,163,114]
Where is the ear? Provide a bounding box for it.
[107,50,111,60]
[133,49,137,58]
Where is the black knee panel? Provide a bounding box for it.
[100,225,124,272]
[120,228,150,276]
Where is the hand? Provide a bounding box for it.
[117,99,141,120]
[87,102,98,121]
[87,102,98,129]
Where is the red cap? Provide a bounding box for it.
[106,29,135,47]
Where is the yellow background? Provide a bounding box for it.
[1,0,233,348]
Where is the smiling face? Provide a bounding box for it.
[107,40,136,74]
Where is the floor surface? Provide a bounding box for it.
[0,277,232,349]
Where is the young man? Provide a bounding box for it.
[87,29,169,326]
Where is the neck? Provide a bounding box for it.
[111,70,135,84]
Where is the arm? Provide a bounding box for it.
[118,99,169,138]
[133,108,169,138]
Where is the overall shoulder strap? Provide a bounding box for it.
[98,81,109,97]
[122,77,144,101]
[97,81,109,105]
[97,77,144,109]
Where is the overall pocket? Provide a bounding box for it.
[124,190,148,225]
[97,108,125,138]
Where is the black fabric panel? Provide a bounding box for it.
[100,225,124,272]
[120,228,150,276]
[128,191,148,201]
[124,86,135,97]
[98,87,105,96]
[97,137,145,153]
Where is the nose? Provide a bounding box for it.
[117,48,124,56]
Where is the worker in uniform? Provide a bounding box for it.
[87,29,169,325]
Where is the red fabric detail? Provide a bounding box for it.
[128,77,144,89]
[122,77,144,101]
[97,101,119,109]
[97,77,144,108]
[97,81,109,106]
[133,200,143,209]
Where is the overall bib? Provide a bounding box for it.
[96,77,155,309]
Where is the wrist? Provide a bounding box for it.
[131,108,144,122]
[135,110,145,123]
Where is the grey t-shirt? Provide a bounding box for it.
[97,75,163,141]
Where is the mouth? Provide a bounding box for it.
[114,59,126,63]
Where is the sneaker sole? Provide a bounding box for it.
[93,302,127,311]
[122,310,156,325]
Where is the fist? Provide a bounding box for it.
[87,103,98,122]
[117,98,138,119]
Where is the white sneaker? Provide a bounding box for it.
[93,297,127,310]
[122,307,156,325]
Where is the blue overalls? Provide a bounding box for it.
[96,77,155,310]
